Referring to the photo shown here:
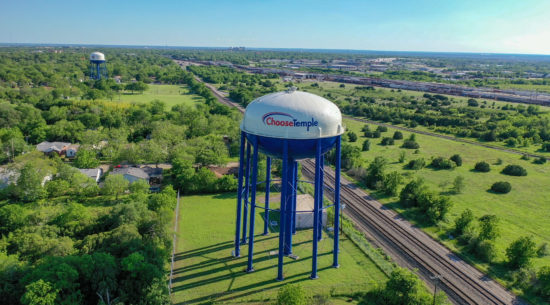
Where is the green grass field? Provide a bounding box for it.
[101,84,205,107]
[171,193,387,304]
[342,118,550,294]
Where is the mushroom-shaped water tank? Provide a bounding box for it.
[90,52,105,62]
[240,88,344,159]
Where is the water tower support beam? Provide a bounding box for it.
[97,64,101,80]
[234,132,246,257]
[277,140,289,281]
[283,158,294,255]
[263,157,271,235]
[292,160,298,235]
[333,135,341,268]
[311,139,321,279]
[246,136,259,273]
[241,142,251,244]
[318,154,324,241]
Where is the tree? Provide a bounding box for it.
[402,140,419,149]
[454,209,474,236]
[506,236,537,269]
[382,171,403,196]
[16,163,47,202]
[393,131,403,140]
[478,214,499,241]
[450,154,462,166]
[347,131,358,142]
[474,161,491,172]
[362,139,370,151]
[501,165,527,176]
[103,174,129,200]
[21,280,58,305]
[130,179,150,194]
[276,284,311,305]
[537,266,550,299]
[399,178,427,207]
[74,149,100,169]
[491,181,511,194]
[467,99,479,107]
[364,156,387,189]
[381,137,394,145]
[377,267,435,305]
[125,81,148,94]
[451,175,465,194]
[405,158,426,170]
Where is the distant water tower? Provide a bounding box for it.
[234,87,344,281]
[90,52,108,80]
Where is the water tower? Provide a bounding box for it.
[90,52,108,80]
[234,87,344,280]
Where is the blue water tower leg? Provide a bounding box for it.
[311,139,322,279]
[234,132,246,257]
[292,161,298,235]
[263,157,271,235]
[277,140,288,281]
[242,142,251,244]
[97,64,101,80]
[284,158,294,255]
[333,136,341,268]
[318,154,324,241]
[246,137,259,273]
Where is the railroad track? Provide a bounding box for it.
[301,159,523,305]
[179,64,525,304]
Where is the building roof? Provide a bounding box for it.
[36,141,71,153]
[141,166,163,177]
[111,167,150,179]
[78,168,103,181]
[66,144,80,151]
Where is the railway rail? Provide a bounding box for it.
[179,64,526,304]
[301,160,523,305]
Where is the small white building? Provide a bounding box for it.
[78,168,103,183]
[295,194,327,229]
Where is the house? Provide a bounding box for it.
[111,166,163,185]
[78,168,103,183]
[36,141,71,155]
[65,144,80,158]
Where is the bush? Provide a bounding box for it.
[537,243,549,258]
[380,137,394,146]
[393,131,403,140]
[402,140,419,149]
[382,171,403,196]
[454,209,474,236]
[376,126,388,133]
[398,151,406,163]
[362,139,370,151]
[399,178,426,207]
[430,157,455,169]
[450,154,462,167]
[478,214,500,241]
[364,156,387,189]
[506,236,537,269]
[276,284,311,305]
[474,161,491,172]
[347,131,357,142]
[475,240,498,262]
[537,266,550,299]
[451,176,465,194]
[502,164,527,176]
[491,181,511,194]
[405,158,426,170]
[468,99,479,107]
[542,142,550,152]
[534,157,547,164]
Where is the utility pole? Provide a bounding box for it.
[430,274,442,305]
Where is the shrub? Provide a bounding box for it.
[382,171,403,196]
[502,164,527,176]
[405,158,426,170]
[450,154,462,167]
[542,142,550,152]
[399,178,426,207]
[398,151,406,163]
[380,137,394,146]
[478,214,499,241]
[537,266,550,298]
[534,157,547,164]
[506,236,538,269]
[491,181,511,194]
[364,156,387,189]
[347,131,357,142]
[430,157,455,169]
[520,154,530,160]
[402,140,419,149]
[537,243,549,258]
[475,240,497,262]
[474,161,490,172]
[361,125,370,132]
[276,284,311,305]
[362,139,370,151]
[454,209,474,236]
[468,99,479,107]
[393,131,403,140]
[376,125,388,133]
[451,176,465,194]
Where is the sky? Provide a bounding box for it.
[1,0,550,55]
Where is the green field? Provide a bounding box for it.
[101,84,205,107]
[342,118,550,290]
[171,193,387,304]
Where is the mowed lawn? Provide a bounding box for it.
[171,193,387,304]
[103,84,205,107]
[343,118,550,271]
